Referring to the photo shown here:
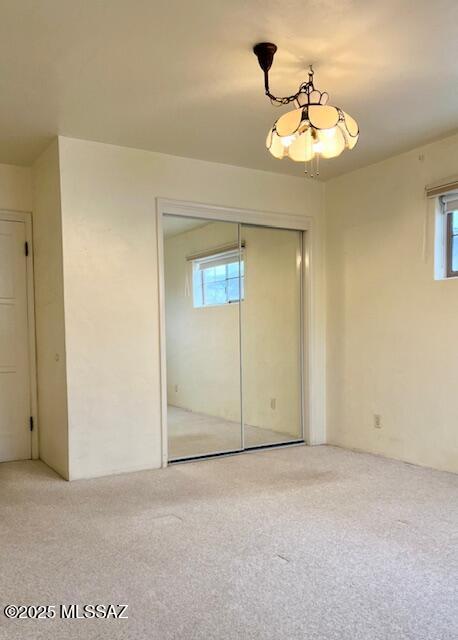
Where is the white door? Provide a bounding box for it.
[0,219,31,462]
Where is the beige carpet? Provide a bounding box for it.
[0,446,457,640]
[168,405,297,459]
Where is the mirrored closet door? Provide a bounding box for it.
[163,216,243,459]
[240,224,303,449]
[163,214,304,461]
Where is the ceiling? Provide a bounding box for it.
[163,216,208,238]
[1,0,458,180]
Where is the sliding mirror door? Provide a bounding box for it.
[163,215,243,459]
[240,225,303,448]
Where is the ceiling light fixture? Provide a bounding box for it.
[253,42,359,177]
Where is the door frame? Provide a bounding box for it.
[0,209,38,460]
[156,197,320,467]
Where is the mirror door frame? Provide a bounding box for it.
[156,197,323,467]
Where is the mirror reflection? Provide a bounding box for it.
[163,214,303,460]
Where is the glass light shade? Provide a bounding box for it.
[275,108,303,137]
[266,130,286,159]
[308,105,340,129]
[321,129,345,158]
[308,90,321,105]
[266,103,359,163]
[288,128,313,162]
[280,134,297,148]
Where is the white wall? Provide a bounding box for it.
[57,136,325,479]
[0,163,32,212]
[32,141,69,479]
[7,128,458,478]
[165,222,302,436]
[326,133,458,473]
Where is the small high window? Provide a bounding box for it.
[192,249,244,308]
[434,194,458,280]
[446,209,458,277]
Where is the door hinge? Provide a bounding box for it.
[29,416,34,432]
[25,241,29,256]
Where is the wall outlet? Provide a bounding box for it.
[374,414,382,429]
[270,398,276,410]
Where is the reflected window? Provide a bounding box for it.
[192,250,244,307]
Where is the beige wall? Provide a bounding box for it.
[57,136,325,479]
[32,141,69,479]
[5,129,457,478]
[165,222,302,436]
[326,133,458,473]
[0,163,32,212]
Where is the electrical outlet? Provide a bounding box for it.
[374,414,382,429]
[270,398,276,410]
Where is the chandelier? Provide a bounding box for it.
[253,43,359,177]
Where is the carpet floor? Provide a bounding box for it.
[0,445,456,640]
[168,405,295,459]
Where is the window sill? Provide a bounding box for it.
[193,300,243,309]
[435,275,458,281]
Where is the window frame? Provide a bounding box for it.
[192,250,245,308]
[446,210,458,278]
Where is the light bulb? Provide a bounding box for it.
[280,134,296,148]
[313,140,323,153]
[322,127,337,139]
[315,126,346,158]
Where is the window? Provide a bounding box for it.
[447,210,458,277]
[192,249,244,307]
[434,195,458,280]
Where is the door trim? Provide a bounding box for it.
[156,197,320,468]
[0,210,38,460]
